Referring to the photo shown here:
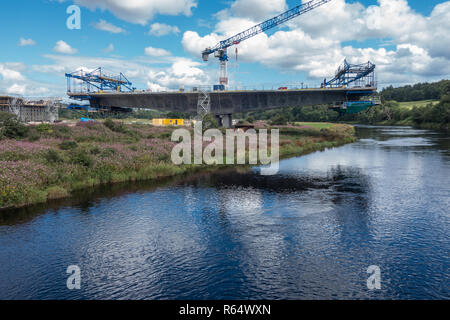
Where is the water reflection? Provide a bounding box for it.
[0,126,449,300]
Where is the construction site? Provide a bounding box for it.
[2,0,379,125]
[0,96,60,123]
[64,0,378,126]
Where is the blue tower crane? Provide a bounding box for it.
[202,0,333,88]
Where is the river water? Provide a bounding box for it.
[0,126,449,300]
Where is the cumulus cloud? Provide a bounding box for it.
[94,20,126,34]
[6,84,27,95]
[147,58,208,88]
[182,0,450,86]
[53,40,78,55]
[0,63,54,96]
[0,64,26,82]
[229,0,287,21]
[73,0,197,25]
[31,53,210,94]
[149,23,181,37]
[145,47,171,57]
[19,38,36,46]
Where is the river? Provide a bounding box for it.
[0,126,449,300]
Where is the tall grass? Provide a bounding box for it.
[0,119,356,209]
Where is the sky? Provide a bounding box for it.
[0,0,449,97]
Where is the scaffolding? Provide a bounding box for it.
[324,60,376,88]
[196,86,211,120]
[0,96,60,123]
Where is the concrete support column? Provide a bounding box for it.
[215,114,233,128]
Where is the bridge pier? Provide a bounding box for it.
[215,114,233,128]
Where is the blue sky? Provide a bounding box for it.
[0,0,449,97]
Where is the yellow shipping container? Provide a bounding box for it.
[152,119,184,126]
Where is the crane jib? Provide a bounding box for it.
[207,0,332,54]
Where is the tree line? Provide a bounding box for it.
[238,80,450,131]
[380,80,449,102]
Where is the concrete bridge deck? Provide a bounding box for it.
[68,87,377,115]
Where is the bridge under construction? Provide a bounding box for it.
[66,60,378,127]
[65,0,379,127]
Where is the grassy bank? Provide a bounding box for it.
[0,119,356,210]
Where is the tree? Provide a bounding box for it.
[202,114,219,131]
[0,112,28,139]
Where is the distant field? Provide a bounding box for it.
[398,100,439,109]
[294,122,335,129]
[122,118,154,125]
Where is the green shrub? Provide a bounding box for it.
[27,127,41,142]
[52,125,71,139]
[246,116,256,123]
[36,123,53,133]
[202,114,219,131]
[158,153,170,162]
[89,147,101,155]
[270,114,288,126]
[44,149,63,163]
[71,150,93,167]
[101,147,116,157]
[0,112,28,139]
[158,132,172,139]
[104,119,127,133]
[59,140,78,150]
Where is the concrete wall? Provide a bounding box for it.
[73,88,376,116]
[0,105,58,122]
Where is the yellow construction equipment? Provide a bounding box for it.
[152,119,185,126]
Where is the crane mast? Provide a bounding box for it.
[202,0,333,88]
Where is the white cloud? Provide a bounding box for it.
[149,23,180,36]
[6,84,27,95]
[104,44,115,53]
[146,82,169,92]
[53,41,78,55]
[73,0,198,25]
[230,0,287,21]
[182,0,450,86]
[94,19,126,34]
[0,64,26,82]
[19,38,36,46]
[145,47,171,57]
[147,58,209,88]
[32,54,210,95]
[0,63,55,97]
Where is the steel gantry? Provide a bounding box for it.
[66,67,135,99]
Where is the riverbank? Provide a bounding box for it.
[350,120,449,131]
[389,121,448,131]
[0,120,356,210]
